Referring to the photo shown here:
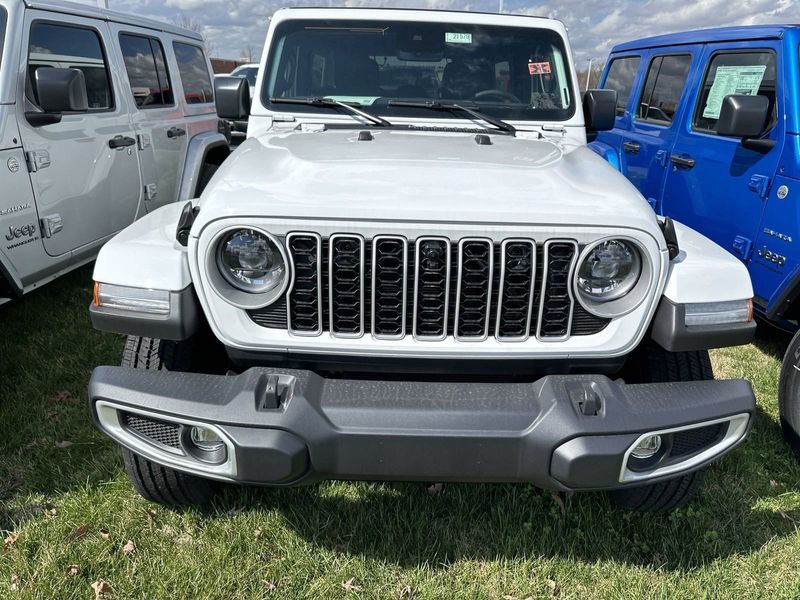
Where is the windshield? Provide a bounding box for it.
[232,65,258,87]
[264,19,575,122]
[0,7,6,69]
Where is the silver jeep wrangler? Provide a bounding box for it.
[88,8,757,512]
[0,0,230,303]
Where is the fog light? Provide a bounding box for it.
[190,426,224,452]
[631,434,662,460]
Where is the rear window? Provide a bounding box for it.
[693,51,777,133]
[173,42,213,104]
[119,34,173,108]
[603,56,640,116]
[636,54,692,124]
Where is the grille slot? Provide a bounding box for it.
[329,234,364,337]
[287,233,322,335]
[496,239,536,341]
[413,237,451,340]
[455,239,493,340]
[371,236,408,339]
[249,235,611,341]
[671,423,726,457]
[537,241,578,340]
[121,412,181,449]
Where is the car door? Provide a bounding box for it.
[617,51,696,210]
[661,44,784,268]
[17,14,142,257]
[112,26,187,212]
[593,54,641,171]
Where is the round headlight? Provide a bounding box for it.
[216,229,286,293]
[577,239,641,302]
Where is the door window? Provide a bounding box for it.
[603,56,641,116]
[636,54,692,124]
[173,42,213,104]
[0,8,7,68]
[28,22,113,110]
[692,51,777,133]
[119,33,174,108]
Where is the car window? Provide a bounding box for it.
[693,51,777,133]
[603,56,641,116]
[119,33,174,108]
[28,22,113,110]
[265,19,576,122]
[173,42,213,104]
[0,8,7,69]
[232,66,258,87]
[636,54,691,124]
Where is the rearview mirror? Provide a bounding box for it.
[215,76,251,121]
[716,94,769,138]
[583,89,616,132]
[35,68,89,113]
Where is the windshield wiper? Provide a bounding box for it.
[270,96,391,127]
[388,100,516,136]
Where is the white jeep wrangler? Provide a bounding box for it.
[88,8,757,512]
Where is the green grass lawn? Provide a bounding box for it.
[1,266,799,599]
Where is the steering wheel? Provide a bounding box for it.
[473,89,523,104]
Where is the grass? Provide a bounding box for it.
[1,265,799,599]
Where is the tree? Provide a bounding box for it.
[240,45,256,63]
[172,13,217,57]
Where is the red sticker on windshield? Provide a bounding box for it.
[528,61,551,75]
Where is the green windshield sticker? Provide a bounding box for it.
[702,65,767,119]
[445,32,473,44]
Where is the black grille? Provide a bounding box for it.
[414,238,450,339]
[372,237,407,338]
[330,236,363,335]
[121,412,181,449]
[497,241,535,339]
[287,234,320,333]
[537,242,576,339]
[671,423,725,457]
[250,236,610,340]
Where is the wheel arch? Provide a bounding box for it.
[177,131,231,202]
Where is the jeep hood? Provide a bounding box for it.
[198,129,661,236]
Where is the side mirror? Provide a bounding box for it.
[35,68,89,113]
[583,89,617,132]
[215,76,251,120]
[716,94,768,138]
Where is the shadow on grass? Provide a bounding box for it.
[751,318,793,361]
[2,267,800,573]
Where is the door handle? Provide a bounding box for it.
[622,141,640,154]
[167,127,186,139]
[108,135,136,149]
[670,154,696,169]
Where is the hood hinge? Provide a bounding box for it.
[748,174,771,200]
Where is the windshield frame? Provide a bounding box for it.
[261,17,577,124]
[0,6,6,71]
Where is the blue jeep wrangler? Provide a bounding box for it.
[589,25,800,456]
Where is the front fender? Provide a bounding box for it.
[177,131,230,203]
[587,140,621,172]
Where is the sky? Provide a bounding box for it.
[105,0,799,62]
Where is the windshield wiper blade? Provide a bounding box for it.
[388,100,516,136]
[270,96,391,127]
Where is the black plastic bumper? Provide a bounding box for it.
[88,366,755,491]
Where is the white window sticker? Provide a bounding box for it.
[445,32,472,44]
[702,65,767,119]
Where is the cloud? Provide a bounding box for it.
[108,0,799,62]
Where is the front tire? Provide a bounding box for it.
[779,329,800,459]
[608,343,714,512]
[119,336,219,506]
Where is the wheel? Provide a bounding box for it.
[608,342,714,512]
[119,336,219,506]
[778,329,800,459]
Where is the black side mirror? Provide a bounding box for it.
[215,76,251,121]
[35,68,89,113]
[716,94,768,138]
[583,89,617,132]
[716,94,774,153]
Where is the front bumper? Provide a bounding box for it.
[88,367,755,491]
